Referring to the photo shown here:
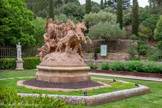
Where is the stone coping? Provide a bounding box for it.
[17,80,111,92]
[37,65,90,71]
[17,78,150,106]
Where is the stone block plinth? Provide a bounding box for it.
[15,60,24,70]
[36,66,90,83]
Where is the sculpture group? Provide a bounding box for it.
[37,17,92,61]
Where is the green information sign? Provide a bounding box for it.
[100,45,107,56]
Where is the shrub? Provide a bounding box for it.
[94,47,100,53]
[110,62,125,71]
[128,44,138,59]
[87,49,91,53]
[142,14,160,30]
[100,62,109,70]
[88,63,98,69]
[142,62,162,73]
[130,34,138,40]
[88,22,125,41]
[148,46,162,61]
[0,58,16,70]
[23,57,40,69]
[138,40,149,56]
[138,27,152,40]
[0,57,40,70]
[0,85,81,107]
[124,61,144,72]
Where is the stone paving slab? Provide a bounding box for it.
[89,72,162,82]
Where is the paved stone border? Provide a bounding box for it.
[90,72,162,82]
[17,80,111,92]
[17,78,150,106]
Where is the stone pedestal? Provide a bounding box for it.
[16,60,24,70]
[36,65,90,83]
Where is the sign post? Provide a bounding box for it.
[100,45,107,57]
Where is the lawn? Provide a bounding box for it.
[0,70,136,96]
[0,70,162,108]
[0,70,36,78]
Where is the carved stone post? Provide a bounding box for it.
[15,42,24,70]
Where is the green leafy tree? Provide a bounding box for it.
[128,44,138,59]
[103,7,115,14]
[138,27,152,40]
[105,0,130,9]
[101,0,104,9]
[54,14,78,23]
[154,15,162,50]
[83,11,116,28]
[64,0,80,5]
[142,14,160,31]
[88,22,125,41]
[92,6,101,13]
[62,3,84,20]
[104,0,107,8]
[32,18,46,47]
[117,0,123,29]
[91,1,100,7]
[132,0,139,36]
[55,0,63,8]
[25,0,48,16]
[0,0,35,47]
[86,0,92,14]
[49,0,54,18]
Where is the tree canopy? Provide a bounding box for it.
[0,0,35,47]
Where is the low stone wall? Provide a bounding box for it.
[18,78,150,106]
[83,53,130,61]
[82,39,137,53]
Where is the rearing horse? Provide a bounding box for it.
[70,22,92,57]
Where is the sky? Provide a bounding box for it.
[79,0,149,8]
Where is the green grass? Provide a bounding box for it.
[0,70,37,78]
[0,77,135,96]
[85,75,162,108]
[0,70,136,96]
[1,70,162,108]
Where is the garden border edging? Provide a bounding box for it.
[17,78,150,106]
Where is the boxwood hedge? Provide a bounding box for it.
[0,57,40,70]
[99,61,162,74]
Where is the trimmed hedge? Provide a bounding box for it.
[23,57,40,69]
[100,62,109,70]
[0,57,40,70]
[110,62,125,71]
[99,61,162,74]
[124,61,144,72]
[0,58,16,70]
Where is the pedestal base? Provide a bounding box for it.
[36,66,90,83]
[16,60,24,70]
